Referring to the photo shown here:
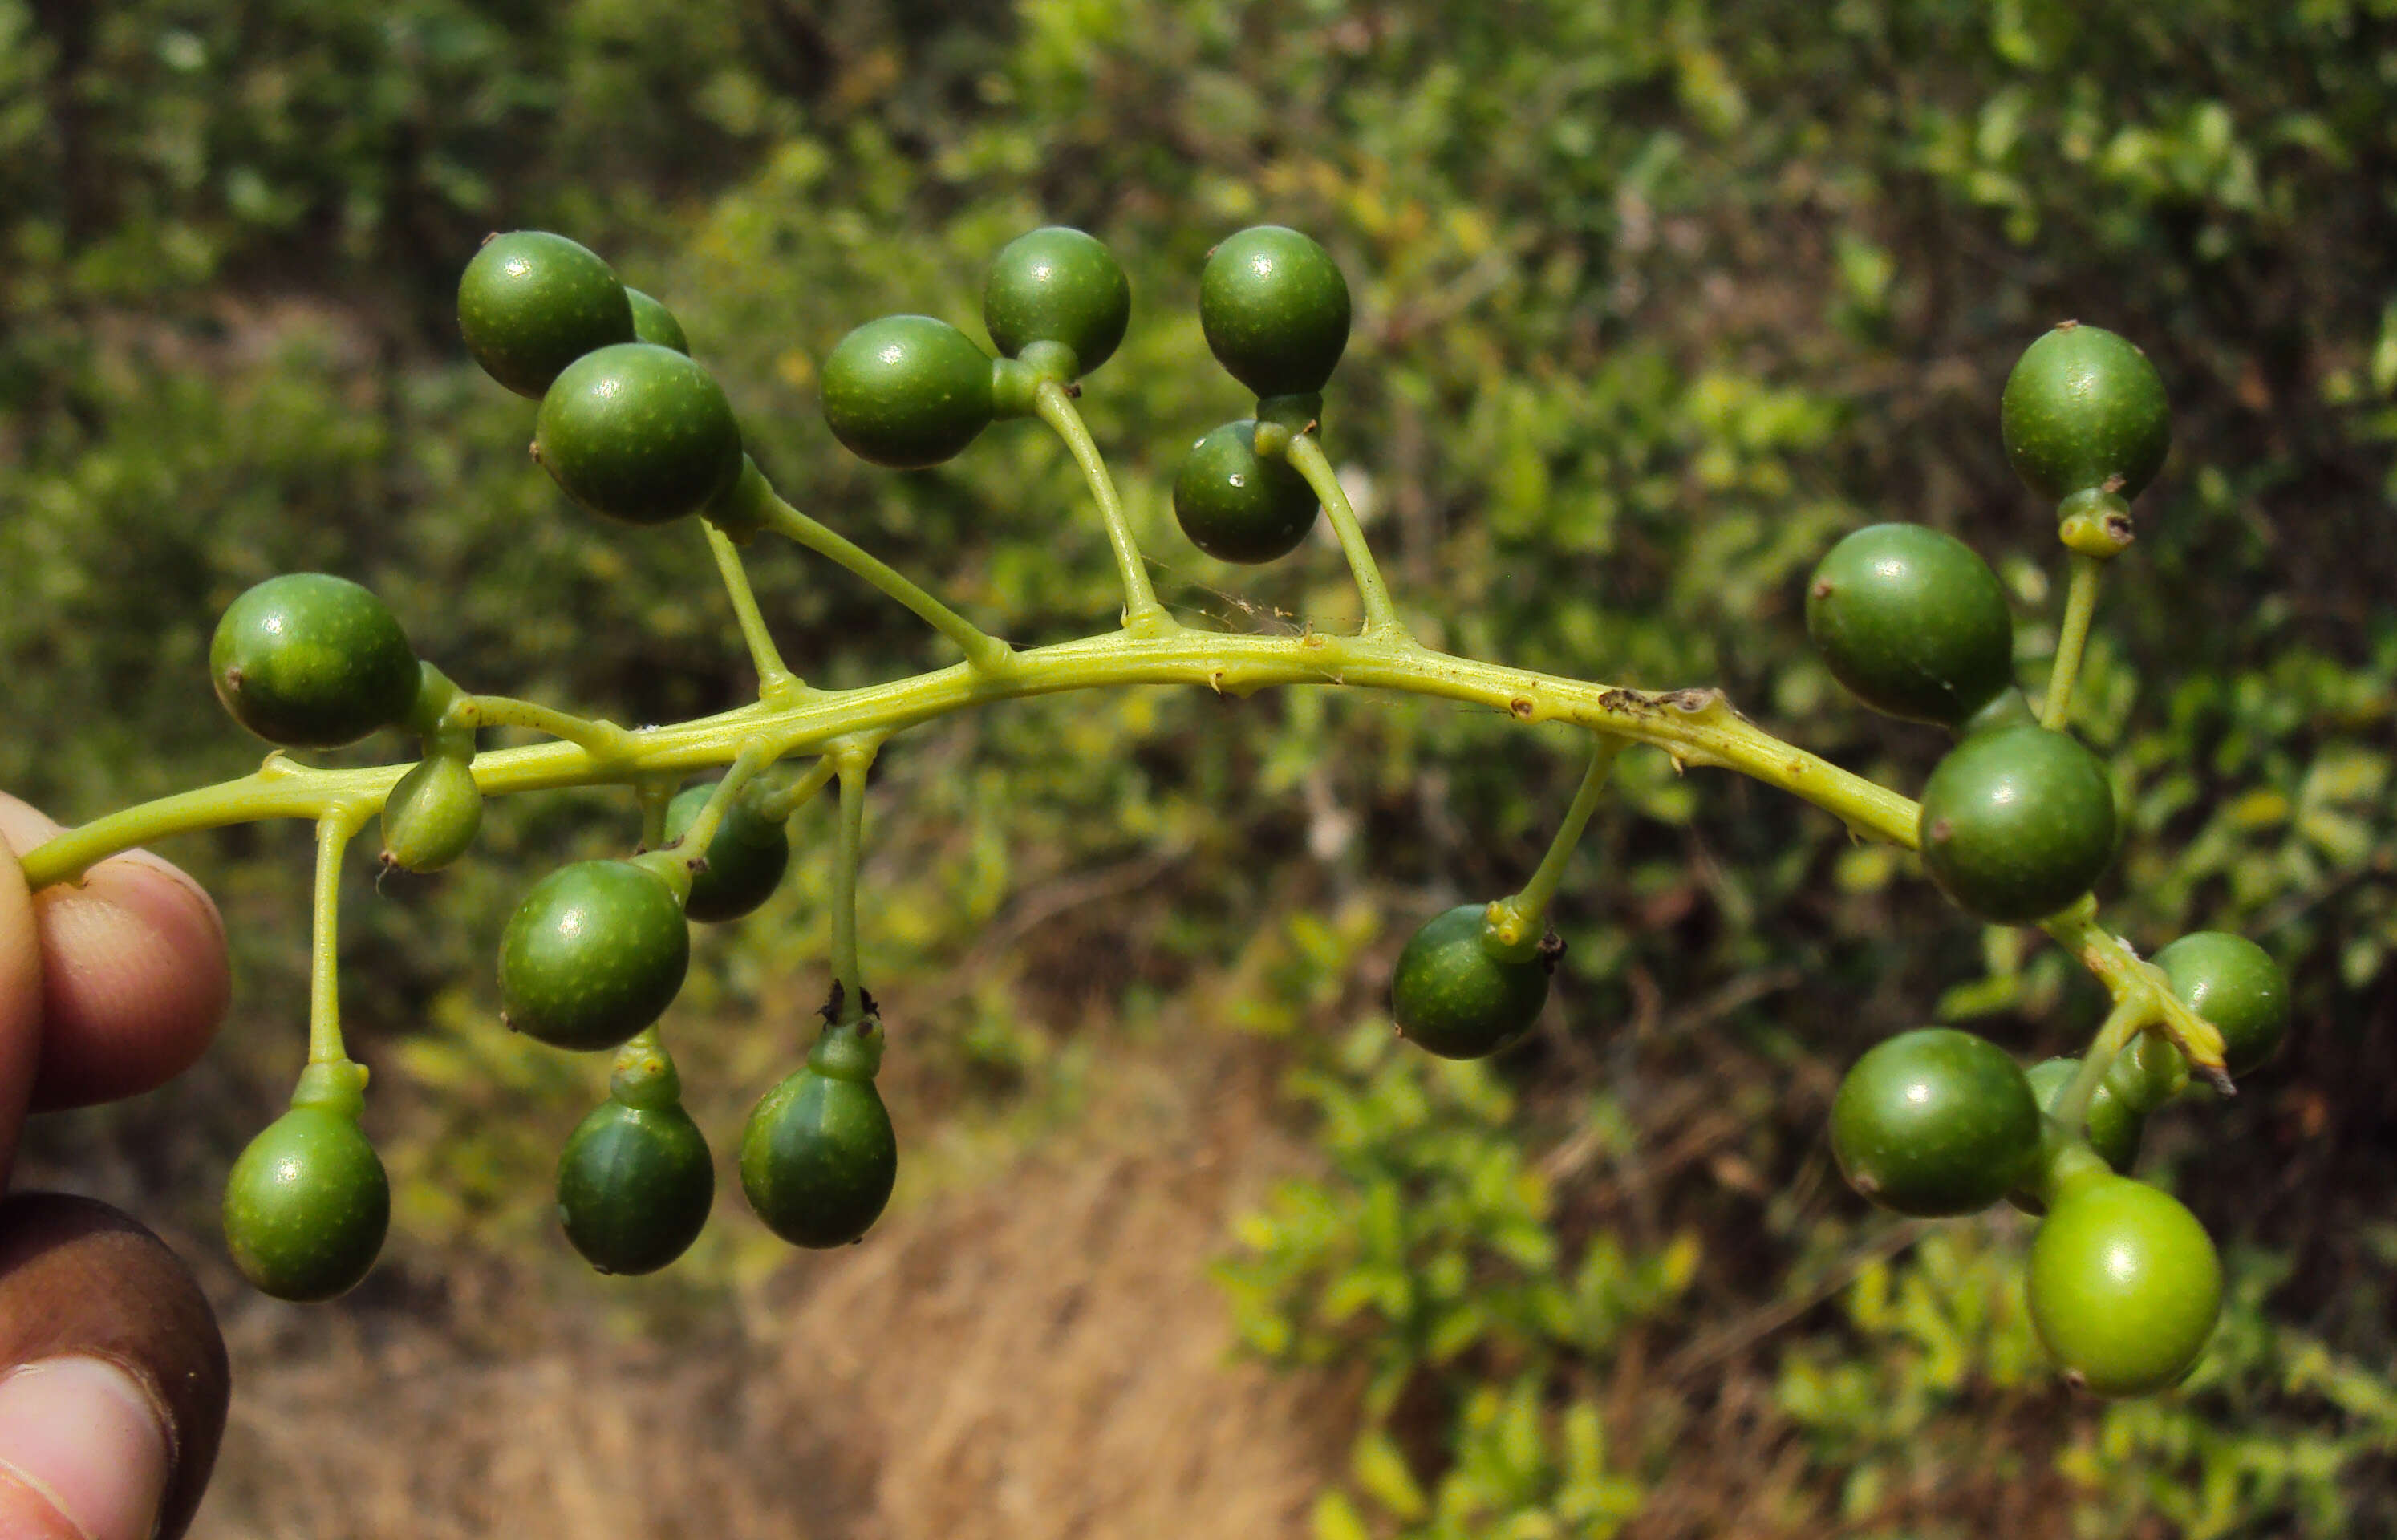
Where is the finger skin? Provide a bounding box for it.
[0,796,230,1113]
[0,1194,228,1540]
[0,831,35,1195]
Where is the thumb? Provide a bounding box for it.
[0,1194,228,1540]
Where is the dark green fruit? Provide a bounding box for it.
[2027,1175,2221,1396]
[557,1100,714,1276]
[663,782,790,923]
[534,342,744,525]
[983,227,1130,378]
[2000,322,2171,505]
[211,573,421,748]
[740,1021,897,1248]
[2155,931,2289,1077]
[378,749,482,873]
[2011,1057,2143,1219]
[223,1064,389,1303]
[1918,725,2118,923]
[457,231,635,399]
[1806,523,2014,726]
[1199,226,1352,397]
[500,861,690,1051]
[820,315,996,469]
[1831,1027,2042,1217]
[1172,420,1320,563]
[1389,903,1551,1060]
[625,287,689,354]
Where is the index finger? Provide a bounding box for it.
[0,797,230,1122]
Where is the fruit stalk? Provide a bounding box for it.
[2050,995,2145,1131]
[752,489,1014,673]
[457,694,631,762]
[702,519,805,703]
[309,806,371,1066]
[666,740,773,863]
[1282,430,1406,638]
[2041,551,2107,731]
[1486,733,1624,952]
[1032,381,1175,635]
[829,749,875,1021]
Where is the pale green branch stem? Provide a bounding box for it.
[2040,552,2107,731]
[753,757,836,823]
[829,748,877,1020]
[458,695,631,764]
[665,740,774,866]
[704,520,805,704]
[1486,734,1626,951]
[1283,430,1407,639]
[308,804,372,1065]
[1032,381,1175,635]
[755,492,1014,674]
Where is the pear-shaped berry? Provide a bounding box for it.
[1389,904,1551,1060]
[535,342,744,525]
[1173,420,1320,563]
[2155,931,2289,1078]
[1918,726,2117,923]
[624,287,690,354]
[1831,1028,2042,1217]
[222,1061,389,1302]
[739,1019,897,1249]
[820,315,995,469]
[1199,227,1352,397]
[499,860,690,1051]
[983,227,1131,379]
[1806,523,2014,727]
[211,573,421,749]
[556,1043,713,1276]
[457,231,635,399]
[2000,322,2171,505]
[378,750,483,873]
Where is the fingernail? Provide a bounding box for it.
[0,1357,169,1540]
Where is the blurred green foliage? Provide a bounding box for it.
[6,0,2395,1532]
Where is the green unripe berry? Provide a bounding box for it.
[222,1062,388,1302]
[2155,931,2289,1077]
[624,287,689,354]
[1831,1027,2042,1217]
[210,573,421,749]
[2000,322,2171,505]
[378,748,482,873]
[2027,1175,2221,1396]
[534,342,744,525]
[662,782,791,923]
[458,231,635,399]
[1389,903,1551,1060]
[500,860,690,1052]
[1918,725,2118,924]
[740,1021,897,1249]
[1199,226,1352,397]
[820,315,996,469]
[983,227,1131,379]
[1172,420,1320,564]
[1806,523,2014,727]
[2010,1056,2144,1216]
[556,1096,714,1276]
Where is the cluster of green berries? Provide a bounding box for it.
[197,219,2282,1407]
[1807,322,2283,1396]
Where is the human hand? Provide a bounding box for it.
[0,793,232,1540]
